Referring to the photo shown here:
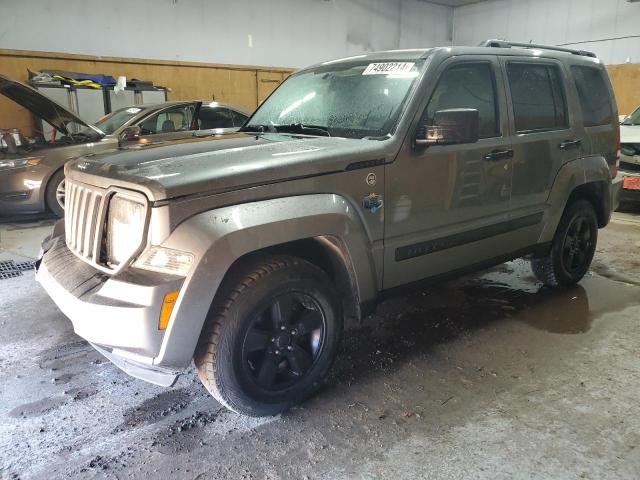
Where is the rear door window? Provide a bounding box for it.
[426,62,500,139]
[571,65,613,127]
[506,63,568,133]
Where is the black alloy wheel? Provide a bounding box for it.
[242,292,326,392]
[561,215,594,275]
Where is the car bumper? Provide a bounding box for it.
[619,170,640,203]
[35,233,184,386]
[0,166,47,215]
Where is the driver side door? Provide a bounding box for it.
[383,56,514,289]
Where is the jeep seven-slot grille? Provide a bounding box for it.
[64,180,104,261]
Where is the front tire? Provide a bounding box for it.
[45,170,66,218]
[195,255,342,417]
[531,199,598,287]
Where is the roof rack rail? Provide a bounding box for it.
[479,39,597,58]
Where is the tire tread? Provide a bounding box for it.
[195,256,307,415]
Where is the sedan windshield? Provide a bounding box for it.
[93,106,144,135]
[244,59,425,139]
[622,106,640,126]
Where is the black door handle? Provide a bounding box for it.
[559,139,582,150]
[484,149,514,161]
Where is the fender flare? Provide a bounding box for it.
[538,155,611,244]
[153,193,378,369]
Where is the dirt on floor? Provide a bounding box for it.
[0,212,639,480]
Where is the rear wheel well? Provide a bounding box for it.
[219,237,361,328]
[566,181,608,228]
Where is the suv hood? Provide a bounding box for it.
[0,74,99,135]
[66,133,388,201]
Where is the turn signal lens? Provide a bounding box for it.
[159,290,179,330]
[134,247,194,276]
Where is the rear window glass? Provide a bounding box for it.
[571,65,613,127]
[507,63,568,133]
[199,107,235,129]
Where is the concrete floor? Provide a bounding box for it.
[1,212,639,480]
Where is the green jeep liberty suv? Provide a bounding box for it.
[37,40,622,416]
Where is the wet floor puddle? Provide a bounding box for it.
[8,395,68,418]
[335,261,639,382]
[113,388,197,432]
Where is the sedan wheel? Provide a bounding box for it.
[55,179,66,211]
[45,170,67,218]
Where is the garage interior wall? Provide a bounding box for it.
[452,0,640,114]
[0,0,453,132]
[0,0,453,67]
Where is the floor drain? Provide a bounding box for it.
[13,261,34,272]
[0,260,34,280]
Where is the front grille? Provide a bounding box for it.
[620,161,640,173]
[65,180,105,262]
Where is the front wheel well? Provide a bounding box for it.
[566,181,609,228]
[217,237,362,328]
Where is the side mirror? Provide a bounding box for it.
[415,108,480,146]
[118,125,141,146]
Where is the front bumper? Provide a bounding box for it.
[0,166,47,215]
[36,234,184,386]
[618,169,640,204]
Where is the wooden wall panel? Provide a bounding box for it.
[257,71,285,105]
[0,49,294,134]
[607,64,640,116]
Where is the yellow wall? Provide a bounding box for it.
[607,64,640,116]
[0,48,294,135]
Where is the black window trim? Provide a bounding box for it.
[423,59,503,140]
[506,60,570,136]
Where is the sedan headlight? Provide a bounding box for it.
[0,157,41,171]
[105,194,147,267]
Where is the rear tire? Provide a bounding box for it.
[531,199,598,287]
[195,255,342,417]
[45,170,66,218]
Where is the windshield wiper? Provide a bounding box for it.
[240,124,277,134]
[274,123,331,137]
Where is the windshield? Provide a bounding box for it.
[622,106,640,126]
[244,59,425,139]
[92,106,143,135]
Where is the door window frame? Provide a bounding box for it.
[502,59,572,136]
[420,58,503,140]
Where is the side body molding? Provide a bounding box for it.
[538,155,612,244]
[153,194,378,369]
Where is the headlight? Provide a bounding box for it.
[105,194,146,267]
[134,247,194,276]
[0,157,41,171]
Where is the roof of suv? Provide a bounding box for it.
[309,41,602,70]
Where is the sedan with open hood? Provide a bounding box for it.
[0,74,250,217]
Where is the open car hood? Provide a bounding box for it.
[0,74,99,136]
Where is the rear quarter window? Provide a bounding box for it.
[571,65,613,127]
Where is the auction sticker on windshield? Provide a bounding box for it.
[363,62,415,75]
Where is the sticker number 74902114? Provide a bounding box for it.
[362,62,415,75]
